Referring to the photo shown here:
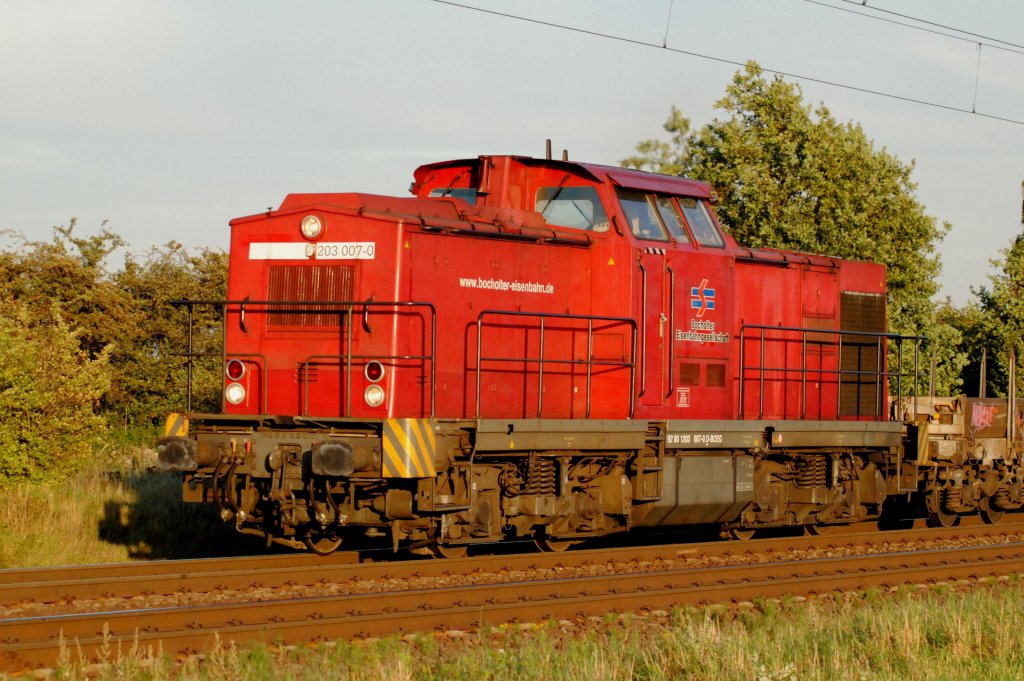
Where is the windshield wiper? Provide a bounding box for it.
[438,171,467,198]
[538,174,571,216]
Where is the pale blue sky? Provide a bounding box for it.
[2,1,1022,304]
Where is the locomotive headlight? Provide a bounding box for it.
[364,384,385,408]
[300,214,323,240]
[225,382,246,405]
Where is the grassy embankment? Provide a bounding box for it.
[3,438,1024,679]
[0,433,255,567]
[51,580,1024,680]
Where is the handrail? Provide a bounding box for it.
[474,310,637,419]
[170,299,436,417]
[737,323,923,421]
[637,263,647,398]
[300,351,436,417]
[665,266,675,401]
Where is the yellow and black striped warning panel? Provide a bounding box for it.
[163,413,190,437]
[382,418,437,478]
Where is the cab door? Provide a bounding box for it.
[637,247,670,407]
[618,189,674,411]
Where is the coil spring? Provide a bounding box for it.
[942,486,964,511]
[993,490,1012,511]
[523,458,557,496]
[794,457,827,488]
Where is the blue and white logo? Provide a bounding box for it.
[690,278,715,318]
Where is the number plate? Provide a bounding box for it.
[312,242,376,260]
[249,242,376,260]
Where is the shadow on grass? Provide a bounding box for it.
[97,471,278,560]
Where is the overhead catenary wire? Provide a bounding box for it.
[802,0,1024,57]
[838,0,1024,50]
[429,0,1024,127]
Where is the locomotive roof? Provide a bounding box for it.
[412,155,714,200]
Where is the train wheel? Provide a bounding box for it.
[925,491,959,528]
[927,509,959,528]
[304,532,343,555]
[724,528,755,541]
[432,543,469,559]
[534,535,581,552]
[805,524,837,536]
[980,499,1005,525]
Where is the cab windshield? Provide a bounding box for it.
[679,197,723,247]
[535,186,609,231]
[428,187,478,204]
[615,188,723,247]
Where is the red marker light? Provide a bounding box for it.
[364,361,385,383]
[225,359,246,381]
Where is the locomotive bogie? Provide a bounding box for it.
[742,452,888,528]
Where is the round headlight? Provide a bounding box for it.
[225,358,246,381]
[364,384,385,408]
[300,215,323,240]
[225,382,246,405]
[364,360,385,383]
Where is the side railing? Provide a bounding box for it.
[738,323,924,421]
[171,299,436,416]
[474,310,637,419]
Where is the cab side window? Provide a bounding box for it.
[617,189,669,242]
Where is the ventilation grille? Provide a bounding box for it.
[839,292,885,417]
[841,292,885,333]
[267,265,355,328]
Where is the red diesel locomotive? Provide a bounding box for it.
[157,153,1024,554]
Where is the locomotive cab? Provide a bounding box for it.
[411,156,745,419]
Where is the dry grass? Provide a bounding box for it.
[0,443,255,567]
[47,579,1024,681]
[5,437,1024,679]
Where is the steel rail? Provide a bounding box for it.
[3,520,1024,607]
[2,542,1024,671]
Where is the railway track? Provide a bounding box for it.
[0,521,1012,607]
[2,523,1024,672]
[0,520,1014,608]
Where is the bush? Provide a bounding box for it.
[0,300,110,484]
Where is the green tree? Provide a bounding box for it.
[116,242,228,422]
[624,61,961,394]
[0,300,111,483]
[0,220,228,484]
[0,221,135,362]
[965,230,1024,397]
[0,222,228,431]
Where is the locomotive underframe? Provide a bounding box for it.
[162,415,1008,553]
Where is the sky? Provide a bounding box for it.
[2,0,1022,305]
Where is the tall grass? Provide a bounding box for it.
[50,579,1024,680]
[5,436,1024,678]
[0,441,256,568]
